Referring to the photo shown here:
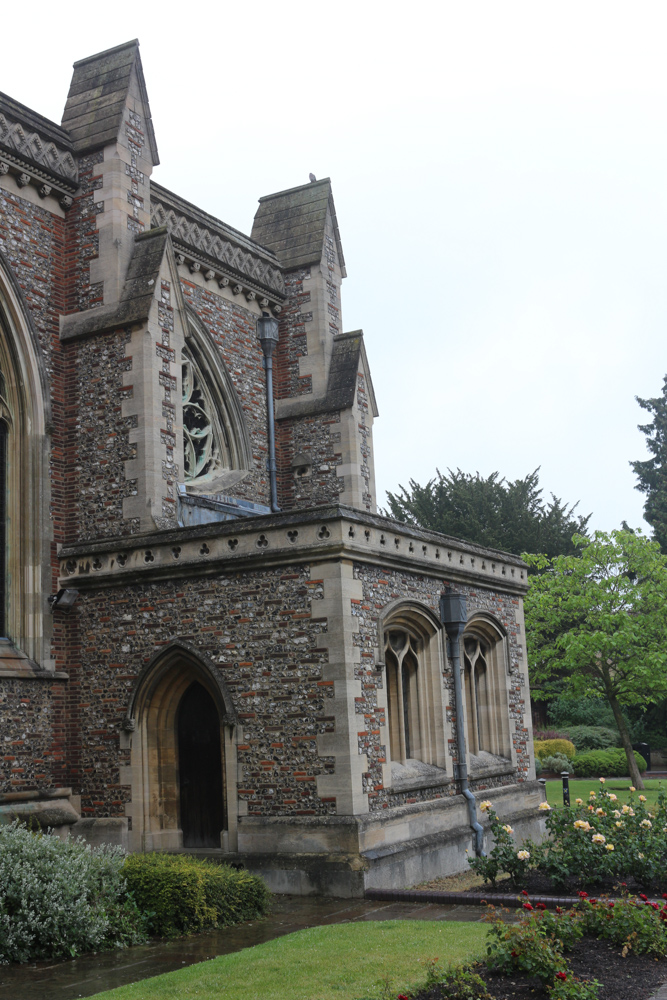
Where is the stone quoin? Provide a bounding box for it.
[0,40,542,895]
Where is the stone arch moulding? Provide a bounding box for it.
[464,610,511,674]
[122,639,239,854]
[182,307,253,495]
[377,598,448,772]
[462,610,513,761]
[0,248,51,666]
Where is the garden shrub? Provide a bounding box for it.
[538,781,667,888]
[534,739,576,761]
[122,853,270,938]
[562,726,620,752]
[533,729,572,742]
[539,754,574,774]
[467,800,539,888]
[572,748,646,777]
[0,821,147,964]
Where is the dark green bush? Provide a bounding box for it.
[572,748,646,777]
[562,726,620,752]
[122,853,270,938]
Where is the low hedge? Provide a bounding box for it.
[561,725,620,752]
[534,738,576,761]
[572,747,647,777]
[122,853,270,938]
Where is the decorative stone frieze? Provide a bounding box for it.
[0,106,78,186]
[58,505,528,593]
[151,183,286,301]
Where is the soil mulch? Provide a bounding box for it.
[481,872,667,898]
[411,937,667,999]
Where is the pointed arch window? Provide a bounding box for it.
[180,315,253,494]
[181,348,229,483]
[463,619,511,760]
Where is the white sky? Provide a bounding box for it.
[4,1,667,532]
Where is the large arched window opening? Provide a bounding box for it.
[0,254,50,666]
[462,614,511,761]
[181,312,253,496]
[380,601,448,780]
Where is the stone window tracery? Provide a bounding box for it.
[463,621,511,759]
[181,348,229,483]
[385,630,422,763]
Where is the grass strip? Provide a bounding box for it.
[545,778,666,809]
[92,919,486,1000]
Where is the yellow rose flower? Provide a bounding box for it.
[613,810,621,818]
[595,808,605,816]
[641,819,652,828]
[517,850,530,861]
[480,800,492,812]
[605,844,614,851]
[638,852,645,859]
[575,798,583,805]
[629,786,636,793]
[592,833,606,844]
[589,791,596,798]
[599,777,606,784]
[503,824,514,834]
[615,821,624,828]
[538,802,551,812]
[639,795,647,802]
[621,805,631,814]
[608,794,617,802]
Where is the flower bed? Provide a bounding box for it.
[403,893,667,1000]
[468,782,667,895]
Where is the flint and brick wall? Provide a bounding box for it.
[181,280,270,504]
[351,562,530,812]
[66,564,337,818]
[0,679,67,793]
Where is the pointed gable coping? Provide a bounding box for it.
[251,178,346,276]
[61,39,159,164]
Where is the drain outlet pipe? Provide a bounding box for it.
[440,589,485,857]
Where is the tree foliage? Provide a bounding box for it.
[631,375,667,552]
[385,468,590,557]
[523,529,667,788]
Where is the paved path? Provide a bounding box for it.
[0,895,488,1000]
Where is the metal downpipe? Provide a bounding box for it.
[440,592,485,857]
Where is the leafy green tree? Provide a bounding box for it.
[385,468,590,558]
[524,529,667,789]
[631,376,667,553]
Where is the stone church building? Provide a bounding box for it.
[0,41,541,894]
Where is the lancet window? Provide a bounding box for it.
[181,347,229,483]
[463,622,511,759]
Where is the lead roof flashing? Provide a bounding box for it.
[61,39,159,164]
[251,177,346,276]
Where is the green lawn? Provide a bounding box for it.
[545,777,667,809]
[92,920,487,1000]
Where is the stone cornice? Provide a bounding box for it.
[0,93,78,195]
[58,504,528,596]
[151,183,286,306]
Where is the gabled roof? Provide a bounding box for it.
[61,39,159,164]
[276,331,378,420]
[251,178,346,276]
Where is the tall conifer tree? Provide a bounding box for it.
[631,376,667,553]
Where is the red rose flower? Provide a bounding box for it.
[521,890,529,896]
[523,903,534,910]
[577,891,588,898]
[536,902,547,910]
[556,972,567,981]
[608,902,615,908]
[640,894,649,901]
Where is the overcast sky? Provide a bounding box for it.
[4,1,667,533]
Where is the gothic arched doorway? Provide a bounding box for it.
[123,641,238,854]
[177,682,225,847]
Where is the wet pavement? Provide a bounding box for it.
[0,895,493,1000]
